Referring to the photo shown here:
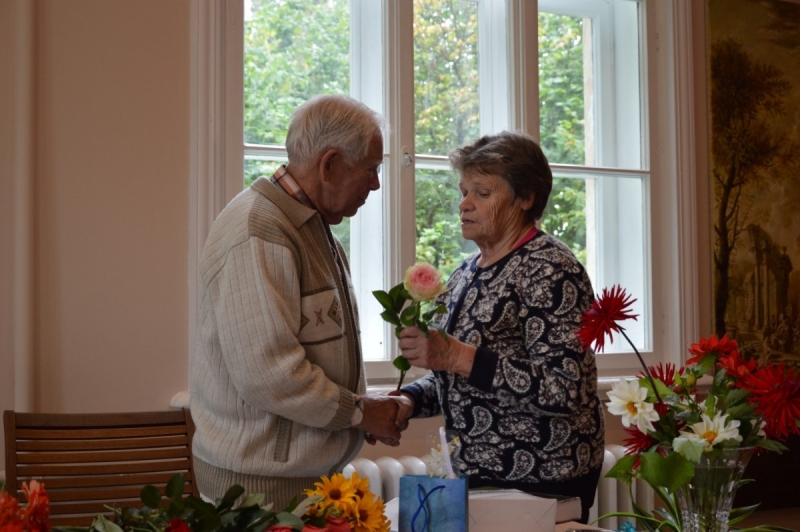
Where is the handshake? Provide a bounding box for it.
[354,391,415,447]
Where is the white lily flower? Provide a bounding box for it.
[606,378,660,433]
[679,410,742,451]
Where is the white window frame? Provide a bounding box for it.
[189,0,700,385]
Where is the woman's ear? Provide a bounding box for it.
[520,192,535,211]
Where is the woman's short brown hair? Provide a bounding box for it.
[448,131,552,222]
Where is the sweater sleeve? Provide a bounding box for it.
[212,236,355,431]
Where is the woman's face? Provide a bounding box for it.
[458,171,533,248]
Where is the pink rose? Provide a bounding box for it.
[324,517,351,532]
[403,263,446,302]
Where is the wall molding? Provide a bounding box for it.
[188,0,243,366]
[12,0,36,412]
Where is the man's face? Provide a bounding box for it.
[319,132,383,224]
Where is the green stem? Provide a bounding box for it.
[619,327,663,404]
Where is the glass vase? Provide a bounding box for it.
[674,447,755,532]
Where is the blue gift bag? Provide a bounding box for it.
[398,475,468,532]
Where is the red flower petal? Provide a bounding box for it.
[577,285,638,352]
[740,363,800,441]
[686,334,738,365]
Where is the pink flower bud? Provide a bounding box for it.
[403,263,446,302]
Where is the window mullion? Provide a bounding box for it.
[507,0,540,137]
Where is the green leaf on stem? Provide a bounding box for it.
[639,451,693,493]
[400,303,418,325]
[165,473,185,500]
[605,454,638,485]
[380,310,401,326]
[372,290,395,312]
[140,485,162,510]
[393,356,411,371]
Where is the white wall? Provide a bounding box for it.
[0,0,191,459]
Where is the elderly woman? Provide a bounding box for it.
[396,131,605,524]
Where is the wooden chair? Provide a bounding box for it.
[3,409,198,526]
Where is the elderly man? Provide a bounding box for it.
[190,95,402,507]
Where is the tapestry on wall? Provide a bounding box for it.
[708,0,800,512]
[709,0,800,365]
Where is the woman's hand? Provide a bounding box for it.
[398,327,476,377]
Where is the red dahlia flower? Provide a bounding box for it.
[21,481,50,532]
[577,285,638,352]
[623,427,656,455]
[741,362,800,441]
[686,333,738,365]
[641,363,682,387]
[717,350,757,381]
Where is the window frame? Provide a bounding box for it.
[189,0,701,386]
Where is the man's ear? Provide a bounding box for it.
[318,148,340,183]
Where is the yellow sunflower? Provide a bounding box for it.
[305,473,357,515]
[352,491,390,532]
[348,471,371,501]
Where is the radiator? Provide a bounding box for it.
[345,444,653,529]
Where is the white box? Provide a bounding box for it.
[468,490,556,532]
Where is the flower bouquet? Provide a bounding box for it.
[373,262,447,389]
[2,473,390,532]
[579,286,800,532]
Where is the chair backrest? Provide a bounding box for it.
[3,409,198,527]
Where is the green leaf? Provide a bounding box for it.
[639,451,694,493]
[400,303,418,325]
[140,484,162,509]
[758,439,788,452]
[372,290,395,312]
[380,310,401,326]
[165,473,184,500]
[673,437,706,463]
[389,283,408,312]
[216,484,245,512]
[604,454,637,485]
[393,356,411,371]
[89,515,125,532]
[275,511,306,529]
[239,492,266,508]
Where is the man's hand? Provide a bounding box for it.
[398,327,476,377]
[357,393,402,446]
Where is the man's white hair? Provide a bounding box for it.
[285,94,385,168]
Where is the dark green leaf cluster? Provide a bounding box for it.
[55,474,315,532]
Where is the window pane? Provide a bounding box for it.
[415,167,477,278]
[244,156,285,188]
[538,12,588,166]
[414,0,480,156]
[541,177,587,265]
[244,0,350,146]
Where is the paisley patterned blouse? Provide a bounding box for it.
[403,231,605,485]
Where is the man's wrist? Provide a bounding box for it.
[350,395,364,427]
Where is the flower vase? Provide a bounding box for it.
[674,447,755,532]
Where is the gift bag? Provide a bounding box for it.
[398,475,468,532]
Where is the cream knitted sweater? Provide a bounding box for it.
[189,178,366,506]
